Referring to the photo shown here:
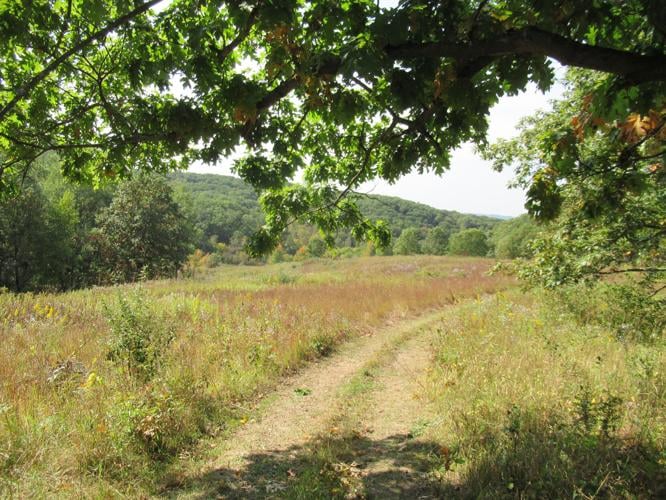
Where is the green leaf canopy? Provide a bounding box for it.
[1,0,664,253]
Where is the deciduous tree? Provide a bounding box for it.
[95,174,195,282]
[486,70,664,288]
[0,0,664,255]
[449,228,489,256]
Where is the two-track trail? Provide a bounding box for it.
[169,308,451,499]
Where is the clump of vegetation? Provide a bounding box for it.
[95,174,196,283]
[104,289,175,380]
[491,214,541,259]
[555,281,665,343]
[448,228,490,256]
[0,256,506,496]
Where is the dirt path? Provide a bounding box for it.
[350,328,441,498]
[168,309,448,499]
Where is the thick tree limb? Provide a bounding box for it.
[0,0,165,123]
[255,77,301,113]
[215,5,259,63]
[246,26,666,135]
[386,27,666,83]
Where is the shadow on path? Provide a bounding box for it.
[164,415,666,499]
[166,432,446,499]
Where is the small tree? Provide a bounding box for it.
[95,174,195,283]
[307,236,327,258]
[394,227,422,255]
[449,229,489,257]
[486,70,665,288]
[492,215,541,259]
[422,226,450,255]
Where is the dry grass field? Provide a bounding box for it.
[231,291,664,499]
[0,256,509,497]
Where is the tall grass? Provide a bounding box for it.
[426,290,665,498]
[0,256,507,496]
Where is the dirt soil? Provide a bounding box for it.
[168,309,448,499]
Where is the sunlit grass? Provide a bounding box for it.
[0,256,507,496]
[425,290,666,498]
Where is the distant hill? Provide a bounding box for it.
[169,172,502,249]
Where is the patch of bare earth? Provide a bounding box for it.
[168,310,448,499]
[344,324,442,499]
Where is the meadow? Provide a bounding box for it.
[0,256,508,497]
[264,290,665,499]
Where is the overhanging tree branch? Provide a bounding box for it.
[215,5,259,63]
[0,0,165,124]
[386,27,666,83]
[242,26,666,139]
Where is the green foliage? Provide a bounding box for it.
[0,164,503,292]
[104,289,175,380]
[449,228,489,256]
[393,227,422,255]
[422,226,451,256]
[168,173,264,251]
[0,181,50,291]
[491,215,541,259]
[554,282,665,343]
[168,172,500,258]
[95,174,195,282]
[0,156,90,291]
[486,70,665,288]
[307,236,328,258]
[3,1,661,254]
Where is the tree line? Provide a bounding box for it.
[0,155,193,292]
[0,162,537,293]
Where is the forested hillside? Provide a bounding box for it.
[169,171,502,256]
[1,166,528,293]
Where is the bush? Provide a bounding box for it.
[394,227,422,255]
[448,228,489,256]
[491,214,540,259]
[555,282,665,343]
[104,289,175,380]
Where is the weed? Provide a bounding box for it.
[0,256,508,496]
[427,291,666,498]
[104,288,174,381]
[310,334,335,357]
[555,282,665,343]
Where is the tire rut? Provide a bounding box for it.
[168,310,446,499]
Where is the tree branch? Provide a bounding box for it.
[597,267,666,275]
[246,26,666,134]
[215,5,259,63]
[0,0,165,124]
[385,27,666,83]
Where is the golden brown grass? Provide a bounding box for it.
[245,289,664,499]
[0,256,508,497]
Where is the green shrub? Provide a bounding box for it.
[555,282,665,343]
[448,228,489,256]
[104,289,175,380]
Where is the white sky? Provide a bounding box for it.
[186,0,567,217]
